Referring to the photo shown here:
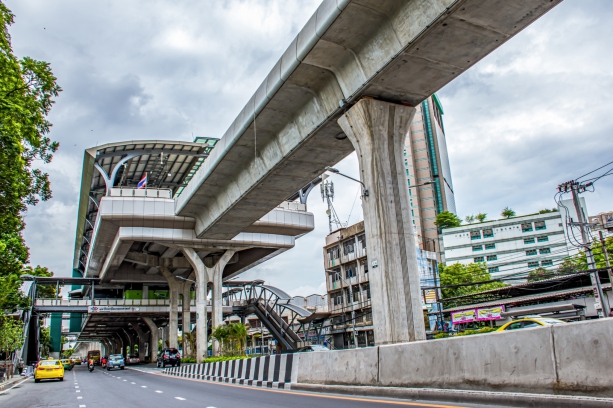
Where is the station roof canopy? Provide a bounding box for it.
[73,137,218,275]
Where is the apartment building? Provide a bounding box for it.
[404,94,456,256]
[323,221,439,348]
[442,199,586,279]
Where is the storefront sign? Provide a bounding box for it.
[451,309,476,324]
[476,306,505,321]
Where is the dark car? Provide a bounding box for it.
[295,345,330,353]
[156,348,181,368]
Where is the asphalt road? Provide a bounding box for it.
[0,364,500,408]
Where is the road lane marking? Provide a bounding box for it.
[131,382,136,384]
[79,405,86,407]
[77,396,82,399]
[155,390,163,393]
[123,379,127,381]
[175,397,186,401]
[76,390,80,393]
[141,386,147,388]
[75,386,79,388]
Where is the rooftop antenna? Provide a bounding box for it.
[320,174,342,233]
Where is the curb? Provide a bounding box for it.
[290,383,613,408]
[0,377,29,394]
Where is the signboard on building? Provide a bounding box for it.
[451,309,476,324]
[476,306,505,321]
[88,306,140,313]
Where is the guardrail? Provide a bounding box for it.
[109,188,172,198]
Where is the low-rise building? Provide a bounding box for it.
[323,221,439,349]
[441,199,590,279]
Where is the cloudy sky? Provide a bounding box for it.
[7,0,613,296]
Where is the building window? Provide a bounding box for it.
[343,240,355,255]
[540,248,551,254]
[482,229,494,238]
[526,249,537,256]
[485,243,496,250]
[403,150,407,157]
[346,267,356,279]
[328,246,340,259]
[534,221,546,231]
[521,223,533,232]
[474,257,484,262]
[331,270,341,282]
[409,189,412,196]
[472,245,483,252]
[332,292,343,306]
[406,169,409,176]
[470,231,481,240]
[487,255,498,261]
[489,266,499,273]
[524,238,535,244]
[541,260,553,267]
[528,261,539,268]
[537,236,549,242]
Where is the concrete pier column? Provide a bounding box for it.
[182,248,236,363]
[210,254,234,356]
[122,328,136,355]
[113,332,124,356]
[337,98,426,344]
[181,274,195,358]
[130,323,148,361]
[142,317,159,362]
[159,267,180,349]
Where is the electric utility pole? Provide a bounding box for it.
[559,180,609,317]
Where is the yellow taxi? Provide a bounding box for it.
[497,316,565,332]
[35,359,65,383]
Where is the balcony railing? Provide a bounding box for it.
[109,188,172,198]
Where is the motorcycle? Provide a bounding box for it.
[88,360,94,372]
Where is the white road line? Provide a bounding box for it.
[155,390,163,393]
[76,390,81,393]
[131,382,136,384]
[77,396,83,399]
[141,386,147,388]
[75,386,79,388]
[123,379,127,381]
[79,405,86,407]
[175,397,186,401]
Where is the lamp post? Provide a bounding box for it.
[176,276,197,287]
[325,167,368,197]
[326,269,358,349]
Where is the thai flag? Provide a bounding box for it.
[137,173,147,189]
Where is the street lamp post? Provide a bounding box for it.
[325,167,368,197]
[326,269,358,349]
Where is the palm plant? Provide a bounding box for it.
[501,207,515,219]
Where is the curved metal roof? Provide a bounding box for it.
[72,138,218,274]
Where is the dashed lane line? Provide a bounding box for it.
[141,386,147,388]
[155,390,163,393]
[175,397,186,401]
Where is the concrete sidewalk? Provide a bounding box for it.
[291,383,613,408]
[0,375,29,394]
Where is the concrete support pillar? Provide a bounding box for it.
[181,273,195,358]
[113,333,124,356]
[337,98,426,344]
[159,267,180,349]
[142,317,159,362]
[122,328,136,356]
[182,248,236,362]
[131,323,148,361]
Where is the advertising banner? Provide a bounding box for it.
[476,305,505,321]
[451,309,476,324]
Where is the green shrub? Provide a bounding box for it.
[456,327,497,337]
[181,357,197,363]
[203,355,250,364]
[433,333,450,339]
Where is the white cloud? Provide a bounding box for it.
[7,0,613,292]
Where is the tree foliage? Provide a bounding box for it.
[434,211,462,230]
[476,212,487,223]
[0,313,23,363]
[464,215,475,224]
[439,262,508,300]
[0,2,60,313]
[211,323,248,356]
[501,207,515,219]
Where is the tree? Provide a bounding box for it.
[23,265,58,298]
[39,325,51,357]
[539,208,558,214]
[464,215,475,224]
[501,207,515,219]
[434,211,462,230]
[211,323,248,356]
[476,213,487,223]
[0,3,61,313]
[439,262,508,299]
[0,313,23,368]
[527,267,555,282]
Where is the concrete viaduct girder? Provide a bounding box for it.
[175,0,561,241]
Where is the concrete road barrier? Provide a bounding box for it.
[164,354,296,389]
[294,318,613,398]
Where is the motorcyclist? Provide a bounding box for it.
[88,358,95,372]
[101,356,107,368]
